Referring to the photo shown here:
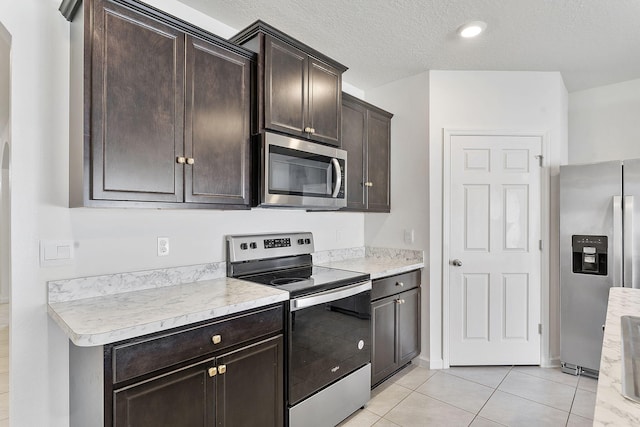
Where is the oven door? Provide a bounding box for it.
[263,132,346,209]
[288,281,371,405]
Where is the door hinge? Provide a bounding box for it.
[539,240,543,251]
[538,324,543,335]
[535,155,543,167]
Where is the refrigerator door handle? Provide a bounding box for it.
[624,195,634,288]
[614,195,623,287]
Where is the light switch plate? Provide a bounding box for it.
[40,240,75,267]
[404,229,415,244]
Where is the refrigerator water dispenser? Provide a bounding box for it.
[572,235,608,275]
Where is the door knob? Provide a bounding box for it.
[451,259,463,267]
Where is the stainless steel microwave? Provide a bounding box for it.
[256,132,347,209]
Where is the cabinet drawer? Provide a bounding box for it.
[371,270,420,301]
[111,305,283,384]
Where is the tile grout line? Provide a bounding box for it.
[466,365,513,427]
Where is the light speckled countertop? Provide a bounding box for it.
[48,246,425,348]
[594,287,640,426]
[48,277,288,347]
[317,247,424,279]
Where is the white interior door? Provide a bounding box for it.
[449,135,542,365]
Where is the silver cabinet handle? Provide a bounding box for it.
[451,259,463,267]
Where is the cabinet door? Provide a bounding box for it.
[216,336,284,427]
[308,58,341,146]
[366,110,391,212]
[398,287,421,366]
[184,36,251,207]
[114,360,215,427]
[264,36,306,138]
[91,0,184,202]
[371,295,399,386]
[341,97,367,210]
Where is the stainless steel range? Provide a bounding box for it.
[226,232,371,427]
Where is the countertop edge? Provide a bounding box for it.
[369,263,425,279]
[594,287,640,426]
[51,292,289,347]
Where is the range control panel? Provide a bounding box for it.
[227,232,314,263]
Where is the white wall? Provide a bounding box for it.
[0,22,9,304]
[0,1,365,425]
[364,72,430,363]
[429,71,568,368]
[569,78,640,164]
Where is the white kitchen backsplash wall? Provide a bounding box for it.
[569,78,640,164]
[64,209,364,278]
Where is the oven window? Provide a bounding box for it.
[289,290,371,405]
[269,145,338,197]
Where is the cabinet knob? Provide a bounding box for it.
[401,299,406,304]
[186,157,195,165]
[396,282,404,287]
[208,367,217,377]
[218,365,227,374]
[304,127,313,133]
[364,182,373,187]
[211,335,222,345]
[176,156,186,164]
[310,127,315,133]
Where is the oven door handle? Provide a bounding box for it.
[331,158,342,198]
[290,281,371,312]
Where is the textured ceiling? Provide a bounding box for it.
[178,0,640,92]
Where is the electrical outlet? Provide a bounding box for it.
[404,229,415,244]
[157,237,170,256]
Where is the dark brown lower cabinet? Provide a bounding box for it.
[216,337,284,427]
[114,360,215,426]
[106,305,284,427]
[113,336,283,427]
[371,271,421,386]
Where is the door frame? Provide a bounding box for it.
[442,129,550,368]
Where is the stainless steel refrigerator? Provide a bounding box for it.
[560,159,640,377]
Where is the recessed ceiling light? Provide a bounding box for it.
[458,21,487,38]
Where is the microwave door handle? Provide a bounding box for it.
[331,158,342,198]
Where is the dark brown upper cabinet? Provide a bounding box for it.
[71,0,254,209]
[230,21,347,147]
[341,93,393,212]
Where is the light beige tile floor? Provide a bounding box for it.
[339,363,598,427]
[0,303,8,426]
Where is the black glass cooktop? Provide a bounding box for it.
[241,265,370,297]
